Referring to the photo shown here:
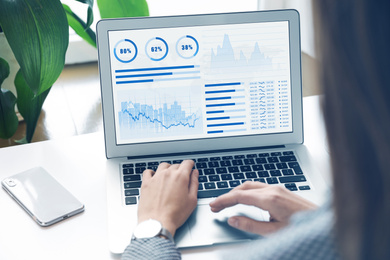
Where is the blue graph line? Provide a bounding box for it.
[122,109,199,129]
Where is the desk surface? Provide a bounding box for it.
[0,95,329,260]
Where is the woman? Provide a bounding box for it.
[122,0,390,259]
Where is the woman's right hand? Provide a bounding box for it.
[209,182,317,235]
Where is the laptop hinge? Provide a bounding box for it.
[126,145,285,160]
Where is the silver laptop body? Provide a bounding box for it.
[96,10,328,254]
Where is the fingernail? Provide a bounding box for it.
[228,217,238,228]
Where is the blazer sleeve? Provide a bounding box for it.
[121,237,181,260]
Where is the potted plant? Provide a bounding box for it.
[0,0,149,143]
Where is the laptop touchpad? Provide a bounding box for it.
[186,204,267,245]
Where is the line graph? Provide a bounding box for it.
[116,89,203,140]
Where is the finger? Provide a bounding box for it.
[210,188,268,212]
[227,216,286,236]
[178,159,195,172]
[231,181,268,192]
[156,162,170,172]
[142,169,154,181]
[188,169,199,195]
[170,163,180,170]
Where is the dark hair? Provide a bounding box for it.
[314,1,390,259]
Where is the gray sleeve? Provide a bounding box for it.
[121,237,181,260]
[224,202,341,260]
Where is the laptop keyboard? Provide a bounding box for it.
[122,151,311,205]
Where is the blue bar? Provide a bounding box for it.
[115,65,196,73]
[205,90,236,94]
[207,122,245,127]
[206,103,236,107]
[208,130,224,134]
[206,110,224,114]
[205,82,241,87]
[117,79,154,84]
[116,72,172,79]
[173,70,201,75]
[205,97,231,101]
[207,116,230,121]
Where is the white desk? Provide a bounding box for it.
[0,95,330,260]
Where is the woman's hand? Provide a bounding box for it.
[209,181,317,235]
[137,160,199,237]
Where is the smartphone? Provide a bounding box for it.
[2,167,85,226]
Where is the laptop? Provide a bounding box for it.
[96,10,328,254]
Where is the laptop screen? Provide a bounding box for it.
[107,21,292,145]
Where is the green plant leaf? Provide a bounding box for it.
[97,0,149,19]
[0,58,18,139]
[74,0,94,29]
[15,70,50,143]
[0,0,68,96]
[63,4,97,47]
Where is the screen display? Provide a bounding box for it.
[108,21,292,145]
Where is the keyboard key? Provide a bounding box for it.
[220,161,232,167]
[197,169,204,175]
[299,185,311,190]
[198,188,232,198]
[246,154,257,158]
[279,175,306,183]
[198,158,209,162]
[270,170,282,176]
[228,166,240,173]
[292,166,303,175]
[208,161,220,168]
[240,165,252,172]
[135,167,146,173]
[256,158,267,164]
[234,155,245,159]
[204,169,216,175]
[198,176,208,182]
[252,165,264,171]
[264,164,276,170]
[147,166,158,171]
[276,163,288,169]
[147,162,159,166]
[279,155,297,162]
[196,162,208,169]
[233,173,245,180]
[221,174,233,181]
[210,157,221,161]
[222,156,233,160]
[124,181,141,189]
[241,179,252,184]
[288,162,299,168]
[254,178,266,183]
[285,183,298,191]
[257,171,269,177]
[172,160,183,164]
[271,152,282,156]
[125,189,139,196]
[266,177,279,184]
[267,157,279,163]
[245,172,257,178]
[229,180,241,187]
[160,160,172,164]
[204,183,216,190]
[282,169,294,176]
[258,153,269,157]
[217,181,229,188]
[124,175,141,182]
[125,197,137,205]
[232,159,243,166]
[123,168,134,175]
[198,183,204,190]
[243,158,255,165]
[135,163,146,167]
[123,163,134,168]
[216,167,228,174]
[209,175,220,182]
[283,151,294,155]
